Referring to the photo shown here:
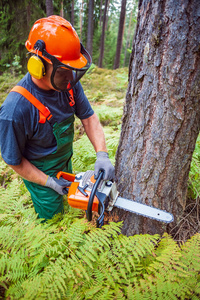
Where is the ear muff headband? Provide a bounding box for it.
[27,55,46,79]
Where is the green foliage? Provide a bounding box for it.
[81,65,128,102]
[0,174,200,299]
[73,125,120,173]
[0,0,29,72]
[5,55,22,75]
[0,0,137,71]
[104,26,118,69]
[0,71,23,106]
[189,134,200,199]
[0,0,57,73]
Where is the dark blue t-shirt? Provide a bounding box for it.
[0,73,94,165]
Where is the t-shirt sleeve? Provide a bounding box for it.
[0,104,27,165]
[73,81,94,119]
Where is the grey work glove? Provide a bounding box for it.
[94,151,115,181]
[45,176,71,195]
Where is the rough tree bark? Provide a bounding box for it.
[113,0,200,236]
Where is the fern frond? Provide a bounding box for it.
[66,219,88,249]
[130,233,200,300]
[1,162,200,299]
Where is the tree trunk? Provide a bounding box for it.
[113,0,127,69]
[105,0,110,31]
[99,0,103,27]
[46,0,54,16]
[60,1,64,18]
[80,0,84,41]
[113,0,200,236]
[71,0,74,26]
[60,1,63,17]
[26,1,31,29]
[87,0,94,56]
[98,0,109,68]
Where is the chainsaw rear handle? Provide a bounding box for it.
[57,171,76,182]
[86,170,104,222]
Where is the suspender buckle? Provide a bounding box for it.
[69,95,75,106]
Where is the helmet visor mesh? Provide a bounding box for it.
[44,44,92,91]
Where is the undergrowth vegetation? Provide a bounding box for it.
[0,179,200,299]
[0,66,200,299]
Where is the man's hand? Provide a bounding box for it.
[45,176,71,195]
[94,151,115,181]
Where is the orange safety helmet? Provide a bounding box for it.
[25,15,91,91]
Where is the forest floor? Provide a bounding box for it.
[0,65,200,247]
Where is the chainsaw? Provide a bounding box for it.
[57,170,174,227]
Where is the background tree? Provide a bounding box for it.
[113,0,127,69]
[86,0,94,55]
[71,0,75,26]
[60,1,64,17]
[61,0,76,27]
[98,0,109,68]
[113,0,200,236]
[46,0,54,16]
[123,2,137,67]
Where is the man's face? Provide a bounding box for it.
[44,63,73,91]
[53,67,74,91]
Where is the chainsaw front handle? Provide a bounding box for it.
[86,170,104,222]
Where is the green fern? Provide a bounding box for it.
[0,165,199,299]
[0,161,200,299]
[189,134,200,198]
[72,126,120,173]
[94,104,123,127]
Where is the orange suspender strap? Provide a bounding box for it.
[10,86,53,124]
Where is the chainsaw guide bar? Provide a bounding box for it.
[114,197,174,223]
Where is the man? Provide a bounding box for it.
[0,15,114,220]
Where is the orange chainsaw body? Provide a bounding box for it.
[57,171,99,212]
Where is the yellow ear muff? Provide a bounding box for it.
[27,56,46,79]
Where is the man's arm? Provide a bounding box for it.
[8,156,47,185]
[81,113,115,180]
[8,157,71,195]
[81,113,107,153]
